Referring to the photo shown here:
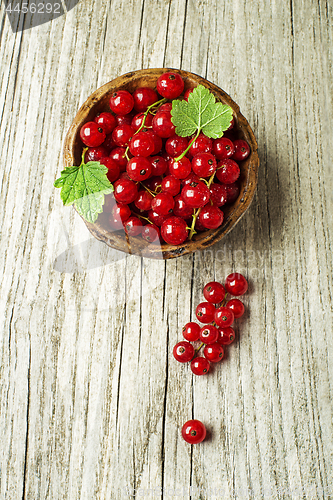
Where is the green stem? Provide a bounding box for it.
[175,129,200,162]
[140,182,156,197]
[81,147,88,165]
[136,213,153,224]
[188,171,216,240]
[195,342,205,354]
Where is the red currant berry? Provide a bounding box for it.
[109,147,127,172]
[173,195,193,219]
[142,223,160,243]
[195,302,216,323]
[183,88,194,101]
[115,112,135,126]
[232,139,250,161]
[214,307,234,328]
[112,124,134,147]
[182,173,200,186]
[199,324,219,344]
[191,153,217,178]
[124,216,143,236]
[225,273,248,296]
[160,216,188,245]
[84,146,108,162]
[168,157,192,180]
[151,192,174,215]
[217,326,235,345]
[188,133,212,157]
[161,175,181,196]
[165,135,189,158]
[147,210,168,227]
[111,202,131,225]
[94,112,117,134]
[80,122,106,147]
[127,156,152,181]
[204,343,224,362]
[226,298,245,318]
[203,281,225,304]
[198,205,224,229]
[141,128,163,155]
[134,190,153,211]
[173,341,194,363]
[157,72,184,99]
[213,137,235,160]
[209,183,228,207]
[191,357,210,376]
[114,178,138,204]
[131,112,153,132]
[99,157,120,183]
[182,419,206,444]
[109,90,134,115]
[216,159,240,184]
[103,134,117,152]
[145,176,163,193]
[182,322,200,342]
[158,102,172,113]
[133,87,158,112]
[129,132,155,157]
[149,156,168,176]
[225,182,240,203]
[181,181,210,208]
[152,111,176,138]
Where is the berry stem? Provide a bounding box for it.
[188,171,216,240]
[139,182,156,197]
[195,342,205,354]
[81,147,88,165]
[174,129,200,162]
[136,213,153,224]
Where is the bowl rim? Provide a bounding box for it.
[63,68,259,259]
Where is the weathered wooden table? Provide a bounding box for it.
[1,0,332,498]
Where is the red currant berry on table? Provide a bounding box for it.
[198,205,224,229]
[203,281,225,304]
[173,195,193,219]
[209,183,228,207]
[225,273,248,296]
[183,88,194,101]
[112,124,134,147]
[191,357,210,376]
[217,326,235,345]
[109,90,134,115]
[195,302,216,323]
[124,216,143,236]
[129,132,155,157]
[99,157,120,183]
[232,139,250,161]
[199,325,219,344]
[80,122,106,147]
[149,156,168,176]
[126,156,152,181]
[134,190,153,211]
[204,343,224,363]
[182,419,206,444]
[151,192,174,216]
[216,159,240,184]
[94,112,117,134]
[109,147,127,171]
[182,322,201,342]
[160,216,188,245]
[156,72,184,99]
[225,182,240,204]
[191,153,217,178]
[161,175,181,196]
[226,298,245,318]
[181,181,210,208]
[169,157,192,179]
[173,341,195,363]
[84,146,108,162]
[188,133,212,157]
[165,135,189,158]
[214,307,234,328]
[213,137,235,160]
[133,87,158,112]
[142,223,160,243]
[152,111,176,138]
[131,112,153,132]
[114,178,138,204]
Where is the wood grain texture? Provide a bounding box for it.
[0,0,332,499]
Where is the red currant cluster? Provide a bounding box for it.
[173,273,247,377]
[79,72,250,245]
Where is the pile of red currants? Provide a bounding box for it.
[79,72,250,245]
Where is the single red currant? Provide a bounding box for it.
[181,181,210,208]
[133,87,158,112]
[226,298,245,318]
[142,223,160,243]
[195,302,216,323]
[191,357,210,376]
[188,133,212,157]
[216,159,240,184]
[225,273,248,296]
[152,111,176,138]
[114,178,138,204]
[232,139,250,161]
[199,325,219,344]
[173,195,193,219]
[151,192,174,216]
[94,112,117,134]
[84,146,108,162]
[160,216,188,245]
[149,156,168,176]
[115,112,135,126]
[131,112,153,132]
[182,322,201,342]
[147,210,168,227]
[80,122,106,147]
[165,135,189,158]
[209,183,228,207]
[109,90,134,115]
[191,153,217,178]
[203,281,225,304]
[124,216,143,236]
[109,147,127,171]
[173,341,194,363]
[134,190,153,211]
[161,175,181,196]
[168,157,192,179]
[129,132,155,157]
[157,72,184,99]
[99,157,120,183]
[111,203,131,225]
[203,343,224,362]
[217,326,235,345]
[214,307,234,327]
[112,124,134,147]
[198,206,224,229]
[182,419,206,444]
[127,156,152,181]
[213,137,235,160]
[141,128,163,155]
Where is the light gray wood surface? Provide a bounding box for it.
[0,0,332,498]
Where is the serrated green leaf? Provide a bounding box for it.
[201,103,233,139]
[170,99,197,137]
[54,159,114,223]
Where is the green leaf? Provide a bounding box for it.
[54,160,114,223]
[171,84,233,140]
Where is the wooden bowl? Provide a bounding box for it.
[63,68,259,259]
